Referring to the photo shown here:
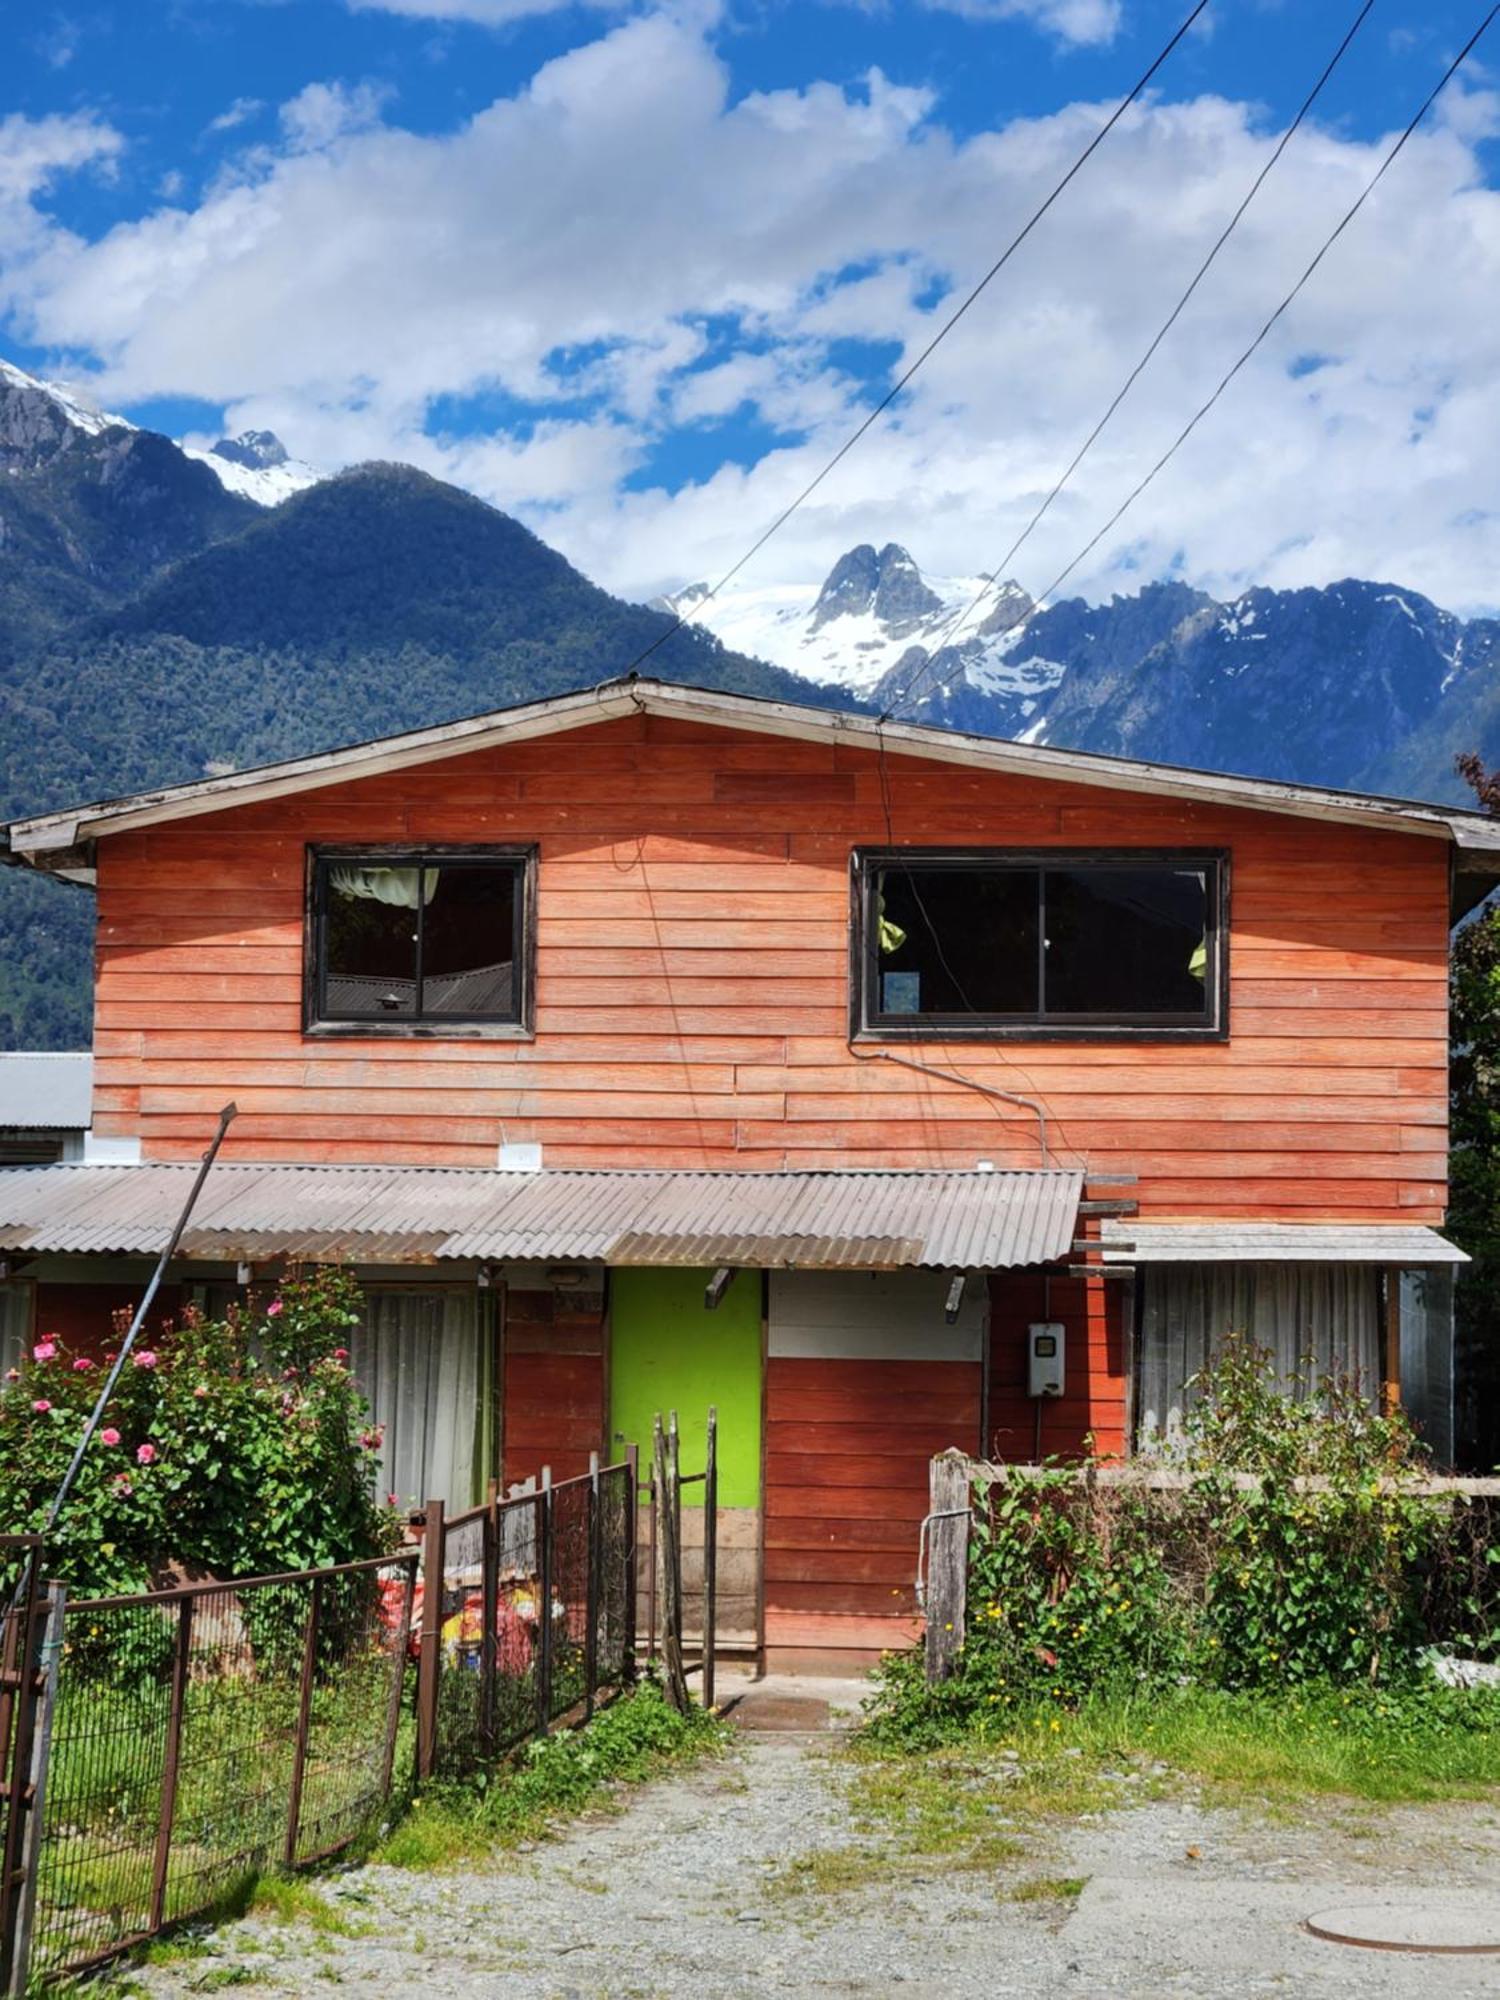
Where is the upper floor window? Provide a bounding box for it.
[854,848,1226,1040]
[306,846,535,1036]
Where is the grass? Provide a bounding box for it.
[1006,1874,1089,1903]
[376,1681,726,1869]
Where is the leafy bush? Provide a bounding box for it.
[868,1334,1490,1744]
[0,1267,402,1600]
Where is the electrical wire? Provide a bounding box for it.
[595,0,1212,692]
[888,3,1496,724]
[876,0,1377,720]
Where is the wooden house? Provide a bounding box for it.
[0,679,1494,1666]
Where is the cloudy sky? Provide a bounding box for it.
[4,0,1500,618]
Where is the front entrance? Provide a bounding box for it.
[609,1267,763,1647]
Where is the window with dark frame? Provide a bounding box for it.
[855,849,1225,1039]
[307,847,534,1033]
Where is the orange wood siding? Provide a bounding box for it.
[501,1287,605,1487]
[987,1271,1127,1462]
[90,712,1451,1222]
[764,1354,980,1632]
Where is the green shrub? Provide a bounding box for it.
[867,1334,1489,1744]
[0,1267,403,1602]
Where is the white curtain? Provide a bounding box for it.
[0,1284,30,1375]
[329,866,438,910]
[1138,1263,1381,1443]
[351,1289,482,1511]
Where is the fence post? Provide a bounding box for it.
[654,1416,689,1712]
[623,1443,639,1684]
[481,1491,499,1755]
[0,1554,42,1990]
[702,1407,717,1713]
[8,1582,63,2000]
[415,1499,445,1783]
[380,1557,416,1800]
[535,1470,554,1734]
[284,1576,322,1866]
[924,1450,972,1684]
[150,1596,194,1932]
[584,1451,600,1721]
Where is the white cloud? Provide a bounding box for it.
[206,97,265,137]
[346,0,623,21]
[6,16,1500,621]
[920,0,1122,47]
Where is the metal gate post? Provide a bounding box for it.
[535,1471,554,1734]
[703,1407,718,1712]
[0,1554,41,1989]
[584,1451,600,1721]
[150,1596,194,1933]
[623,1444,639,1683]
[415,1500,445,1782]
[480,1494,499,1755]
[8,1582,64,1999]
[284,1576,322,1865]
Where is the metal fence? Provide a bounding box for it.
[418,1454,638,1781]
[30,1550,417,1981]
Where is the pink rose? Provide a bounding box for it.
[266,1300,284,1318]
[32,1341,56,1363]
[72,1357,94,1372]
[132,1350,158,1370]
[387,1492,399,1507]
[113,1474,133,1495]
[100,1427,121,1447]
[136,1443,156,1466]
[332,1348,349,1363]
[31,1400,50,1415]
[193,1385,209,1400]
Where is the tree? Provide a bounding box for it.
[1451,755,1500,1468]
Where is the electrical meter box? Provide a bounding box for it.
[1027,1323,1066,1398]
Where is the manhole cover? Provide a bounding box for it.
[1306,1896,1500,1954]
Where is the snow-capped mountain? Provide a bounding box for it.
[183,430,322,507]
[0,356,320,506]
[660,540,1064,733]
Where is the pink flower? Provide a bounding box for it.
[193,1385,209,1400]
[266,1300,284,1318]
[387,1492,399,1508]
[136,1443,156,1466]
[31,1400,50,1415]
[132,1351,158,1370]
[4,1369,18,1383]
[32,1341,55,1363]
[332,1348,349,1363]
[360,1428,383,1452]
[100,1427,121,1447]
[72,1357,94,1372]
[113,1474,133,1496]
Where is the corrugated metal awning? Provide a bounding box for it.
[0,1163,1083,1270]
[0,1054,92,1131]
[1101,1221,1468,1266]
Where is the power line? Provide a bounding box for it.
[885,0,1499,725]
[603,0,1212,688]
[878,0,1374,717]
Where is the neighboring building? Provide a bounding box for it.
[0,1053,93,1163]
[0,679,1493,1665]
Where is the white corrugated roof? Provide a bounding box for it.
[1101,1220,1467,1265]
[0,1162,1082,1270]
[0,1053,92,1131]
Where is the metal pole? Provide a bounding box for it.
[415,1500,444,1783]
[536,1471,554,1734]
[703,1407,718,1712]
[0,1557,42,1988]
[623,1443,639,1684]
[33,1106,238,1578]
[584,1450,600,1721]
[284,1577,322,1866]
[150,1596,194,1934]
[7,1583,63,2000]
[480,1491,499,1755]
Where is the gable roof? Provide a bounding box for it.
[5,677,1499,885]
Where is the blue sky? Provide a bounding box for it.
[5,1,1500,612]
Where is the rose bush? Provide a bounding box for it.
[0,1267,402,1599]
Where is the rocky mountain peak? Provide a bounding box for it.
[810,541,945,634]
[211,430,291,471]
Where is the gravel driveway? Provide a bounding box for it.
[125,1716,1500,1999]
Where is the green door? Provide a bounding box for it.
[609,1268,762,1507]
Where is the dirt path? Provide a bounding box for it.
[125,1724,1500,1998]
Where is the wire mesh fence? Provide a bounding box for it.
[424,1456,639,1781]
[31,1551,417,1981]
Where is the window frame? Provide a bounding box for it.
[304,842,538,1040]
[849,845,1230,1043]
